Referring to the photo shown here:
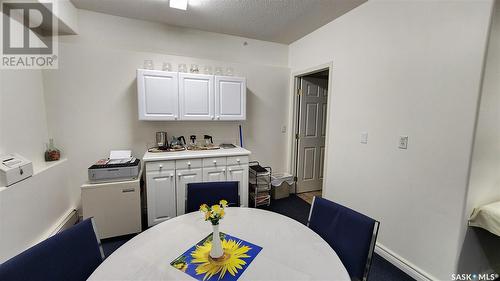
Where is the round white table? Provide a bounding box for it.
[89,208,350,281]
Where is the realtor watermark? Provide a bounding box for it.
[1,1,58,69]
[451,273,499,281]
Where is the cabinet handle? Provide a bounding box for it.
[187,162,191,166]
[228,168,232,172]
[158,164,163,169]
[222,169,226,173]
[170,174,174,177]
[213,160,217,164]
[211,116,215,120]
[216,116,220,120]
[236,159,240,162]
[122,188,135,193]
[178,173,182,177]
[174,115,178,120]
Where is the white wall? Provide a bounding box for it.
[289,0,493,280]
[42,10,290,200]
[0,69,48,165]
[458,0,500,274]
[0,55,76,262]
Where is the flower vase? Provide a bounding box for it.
[210,224,224,259]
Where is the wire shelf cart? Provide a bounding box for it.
[249,161,272,207]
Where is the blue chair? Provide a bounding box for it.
[308,197,379,281]
[186,181,240,213]
[0,218,105,281]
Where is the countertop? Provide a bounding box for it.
[142,146,251,162]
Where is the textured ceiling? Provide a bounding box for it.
[70,0,366,44]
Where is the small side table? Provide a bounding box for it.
[81,169,142,239]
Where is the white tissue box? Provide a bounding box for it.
[0,153,33,187]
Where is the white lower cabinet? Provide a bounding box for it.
[227,164,249,208]
[145,155,249,226]
[203,166,227,182]
[176,168,203,217]
[146,169,177,226]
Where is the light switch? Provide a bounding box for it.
[281,126,287,133]
[360,132,368,144]
[399,136,408,149]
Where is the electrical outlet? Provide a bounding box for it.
[281,126,287,133]
[360,132,368,144]
[399,136,408,149]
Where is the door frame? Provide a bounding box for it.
[287,62,334,194]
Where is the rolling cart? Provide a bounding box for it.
[249,161,272,207]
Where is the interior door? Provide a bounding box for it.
[146,170,176,226]
[227,164,249,207]
[203,167,227,182]
[137,70,179,120]
[297,76,328,193]
[179,73,214,120]
[215,76,246,120]
[176,168,202,216]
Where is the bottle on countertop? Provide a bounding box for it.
[44,138,61,162]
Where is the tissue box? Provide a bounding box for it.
[0,153,33,187]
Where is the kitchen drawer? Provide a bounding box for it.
[176,158,202,169]
[203,157,227,168]
[227,156,248,166]
[146,160,175,172]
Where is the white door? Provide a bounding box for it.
[179,73,214,120]
[297,76,328,193]
[137,70,179,120]
[176,168,203,216]
[203,167,227,182]
[215,76,246,120]
[227,164,249,207]
[146,170,176,226]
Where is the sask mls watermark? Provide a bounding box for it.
[1,1,58,69]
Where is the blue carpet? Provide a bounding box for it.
[102,195,415,281]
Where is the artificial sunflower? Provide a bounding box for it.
[191,239,251,280]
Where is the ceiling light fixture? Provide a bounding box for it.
[170,0,188,10]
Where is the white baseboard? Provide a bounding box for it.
[375,243,438,281]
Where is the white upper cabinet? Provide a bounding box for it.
[179,73,215,120]
[215,76,246,120]
[137,70,245,121]
[137,70,179,120]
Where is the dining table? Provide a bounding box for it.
[88,207,350,281]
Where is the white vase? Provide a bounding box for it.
[210,224,224,259]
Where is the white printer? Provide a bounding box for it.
[0,153,33,187]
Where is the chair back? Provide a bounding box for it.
[308,197,379,281]
[0,218,104,281]
[186,181,240,213]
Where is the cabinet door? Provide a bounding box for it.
[203,166,227,182]
[227,164,249,207]
[215,76,246,120]
[179,73,214,120]
[146,170,176,226]
[176,168,203,216]
[137,69,179,120]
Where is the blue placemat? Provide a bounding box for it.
[171,232,262,281]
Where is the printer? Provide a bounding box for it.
[88,150,140,183]
[0,153,33,187]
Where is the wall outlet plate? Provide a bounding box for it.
[360,132,368,144]
[399,136,408,149]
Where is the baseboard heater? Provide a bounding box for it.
[50,209,79,236]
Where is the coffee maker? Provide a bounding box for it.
[156,132,168,150]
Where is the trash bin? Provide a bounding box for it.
[271,173,294,200]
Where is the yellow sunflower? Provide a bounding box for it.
[191,239,251,280]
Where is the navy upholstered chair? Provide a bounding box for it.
[308,197,379,281]
[0,218,105,281]
[186,181,240,213]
